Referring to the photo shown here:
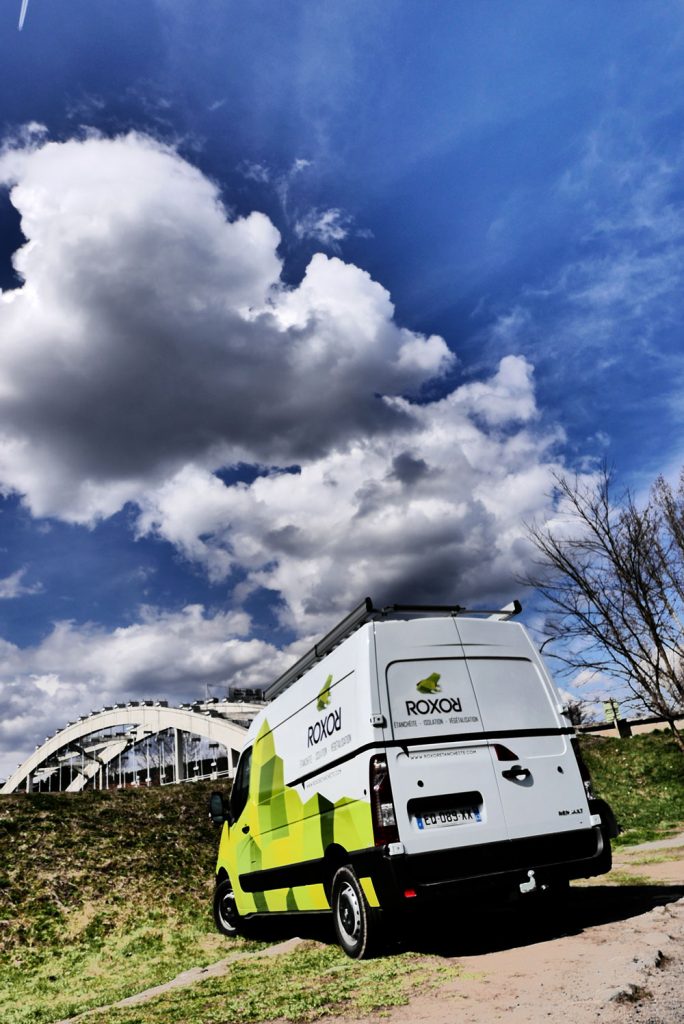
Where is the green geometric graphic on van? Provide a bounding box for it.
[416,671,441,694]
[217,718,376,918]
[316,674,333,711]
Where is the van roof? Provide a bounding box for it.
[265,597,523,701]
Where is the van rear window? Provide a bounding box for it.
[465,658,557,732]
[386,659,482,740]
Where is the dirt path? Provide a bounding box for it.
[382,896,684,1024]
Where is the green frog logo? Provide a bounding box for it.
[316,674,333,711]
[416,671,441,694]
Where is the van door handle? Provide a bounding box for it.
[502,765,531,781]
[241,824,250,834]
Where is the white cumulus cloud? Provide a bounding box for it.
[0,567,42,599]
[0,132,453,522]
[136,353,565,634]
[294,206,352,246]
[0,605,292,779]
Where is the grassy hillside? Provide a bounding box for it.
[0,781,245,1024]
[579,730,684,846]
[0,733,682,1024]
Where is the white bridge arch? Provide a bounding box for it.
[1,699,263,795]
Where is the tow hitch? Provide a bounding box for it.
[519,869,538,894]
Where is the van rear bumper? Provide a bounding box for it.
[371,825,610,907]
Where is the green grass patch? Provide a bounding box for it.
[0,909,240,1024]
[579,732,684,847]
[573,868,657,887]
[602,869,657,887]
[623,848,683,865]
[83,945,438,1024]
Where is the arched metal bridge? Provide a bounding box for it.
[1,699,263,795]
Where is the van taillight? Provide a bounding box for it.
[571,738,595,799]
[369,755,399,846]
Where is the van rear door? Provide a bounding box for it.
[454,619,591,840]
[375,618,509,856]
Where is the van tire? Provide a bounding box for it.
[213,878,242,937]
[331,866,382,959]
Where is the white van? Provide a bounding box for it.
[210,600,617,958]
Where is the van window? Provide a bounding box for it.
[386,658,483,740]
[465,659,557,731]
[230,746,252,821]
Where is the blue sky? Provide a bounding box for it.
[1,1,683,775]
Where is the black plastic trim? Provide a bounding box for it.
[376,827,609,908]
[241,908,331,921]
[240,857,323,893]
[589,797,620,839]
[237,827,609,904]
[239,846,381,893]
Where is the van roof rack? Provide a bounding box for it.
[264,597,522,700]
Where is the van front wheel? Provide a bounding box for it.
[331,866,382,959]
[213,878,242,937]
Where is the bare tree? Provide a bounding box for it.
[524,465,684,752]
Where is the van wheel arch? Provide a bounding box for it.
[323,844,349,901]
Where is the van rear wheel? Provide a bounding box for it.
[331,865,382,959]
[213,877,242,937]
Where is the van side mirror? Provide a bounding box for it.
[209,791,231,827]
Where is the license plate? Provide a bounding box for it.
[416,806,481,829]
